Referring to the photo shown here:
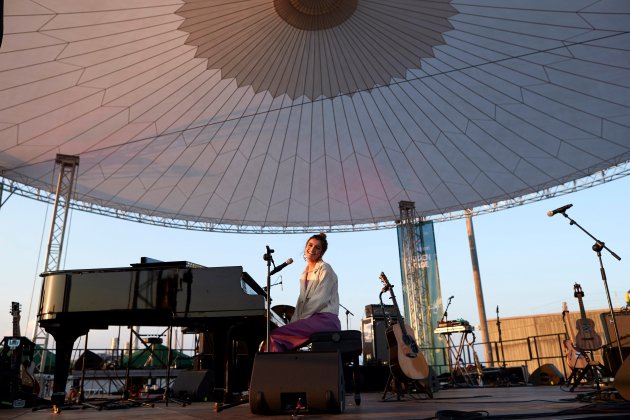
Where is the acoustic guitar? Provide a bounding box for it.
[573,284,603,351]
[561,302,587,369]
[379,272,429,381]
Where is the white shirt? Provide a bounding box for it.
[291,260,340,322]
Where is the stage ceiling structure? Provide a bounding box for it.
[1,0,629,233]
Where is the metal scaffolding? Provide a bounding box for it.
[397,201,438,364]
[32,154,80,378]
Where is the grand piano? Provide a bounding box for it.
[37,260,284,402]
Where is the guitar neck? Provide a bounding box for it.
[561,302,575,341]
[577,297,588,321]
[11,302,22,337]
[379,273,407,330]
[389,292,406,328]
[13,314,20,337]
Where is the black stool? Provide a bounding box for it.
[307,330,363,405]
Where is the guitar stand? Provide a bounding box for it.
[382,373,433,401]
[564,352,611,392]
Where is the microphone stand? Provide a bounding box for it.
[440,296,454,323]
[496,306,506,368]
[263,246,275,352]
[557,210,624,363]
[339,303,354,330]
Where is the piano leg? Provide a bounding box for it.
[212,328,227,403]
[217,324,244,404]
[214,324,260,412]
[48,329,86,394]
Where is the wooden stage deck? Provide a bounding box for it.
[2,385,629,420]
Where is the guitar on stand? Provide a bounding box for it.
[573,284,603,351]
[1,302,40,406]
[378,272,431,400]
[561,302,588,370]
[563,285,608,392]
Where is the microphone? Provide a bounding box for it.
[547,203,572,217]
[270,258,293,275]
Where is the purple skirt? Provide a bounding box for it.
[265,312,341,352]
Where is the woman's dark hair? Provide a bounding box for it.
[306,232,328,256]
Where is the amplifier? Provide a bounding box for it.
[600,311,630,347]
[364,304,398,320]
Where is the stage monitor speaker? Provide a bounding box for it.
[171,369,212,401]
[528,364,564,386]
[615,355,630,401]
[249,351,344,414]
[479,366,528,386]
[602,345,630,376]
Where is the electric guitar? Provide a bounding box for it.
[379,272,429,381]
[561,302,587,369]
[573,284,603,351]
[10,302,40,395]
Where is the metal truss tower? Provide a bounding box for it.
[398,201,436,359]
[32,154,80,377]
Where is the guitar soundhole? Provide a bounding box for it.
[403,334,419,355]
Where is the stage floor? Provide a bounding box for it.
[2,385,629,420]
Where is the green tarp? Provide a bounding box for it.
[122,344,193,369]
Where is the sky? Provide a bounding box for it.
[1,175,629,353]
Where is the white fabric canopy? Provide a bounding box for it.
[1,0,629,231]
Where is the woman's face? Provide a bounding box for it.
[305,238,324,263]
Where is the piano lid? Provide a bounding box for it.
[131,257,206,269]
[38,264,282,327]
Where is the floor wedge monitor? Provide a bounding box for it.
[249,351,345,414]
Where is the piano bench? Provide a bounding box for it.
[307,330,363,405]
